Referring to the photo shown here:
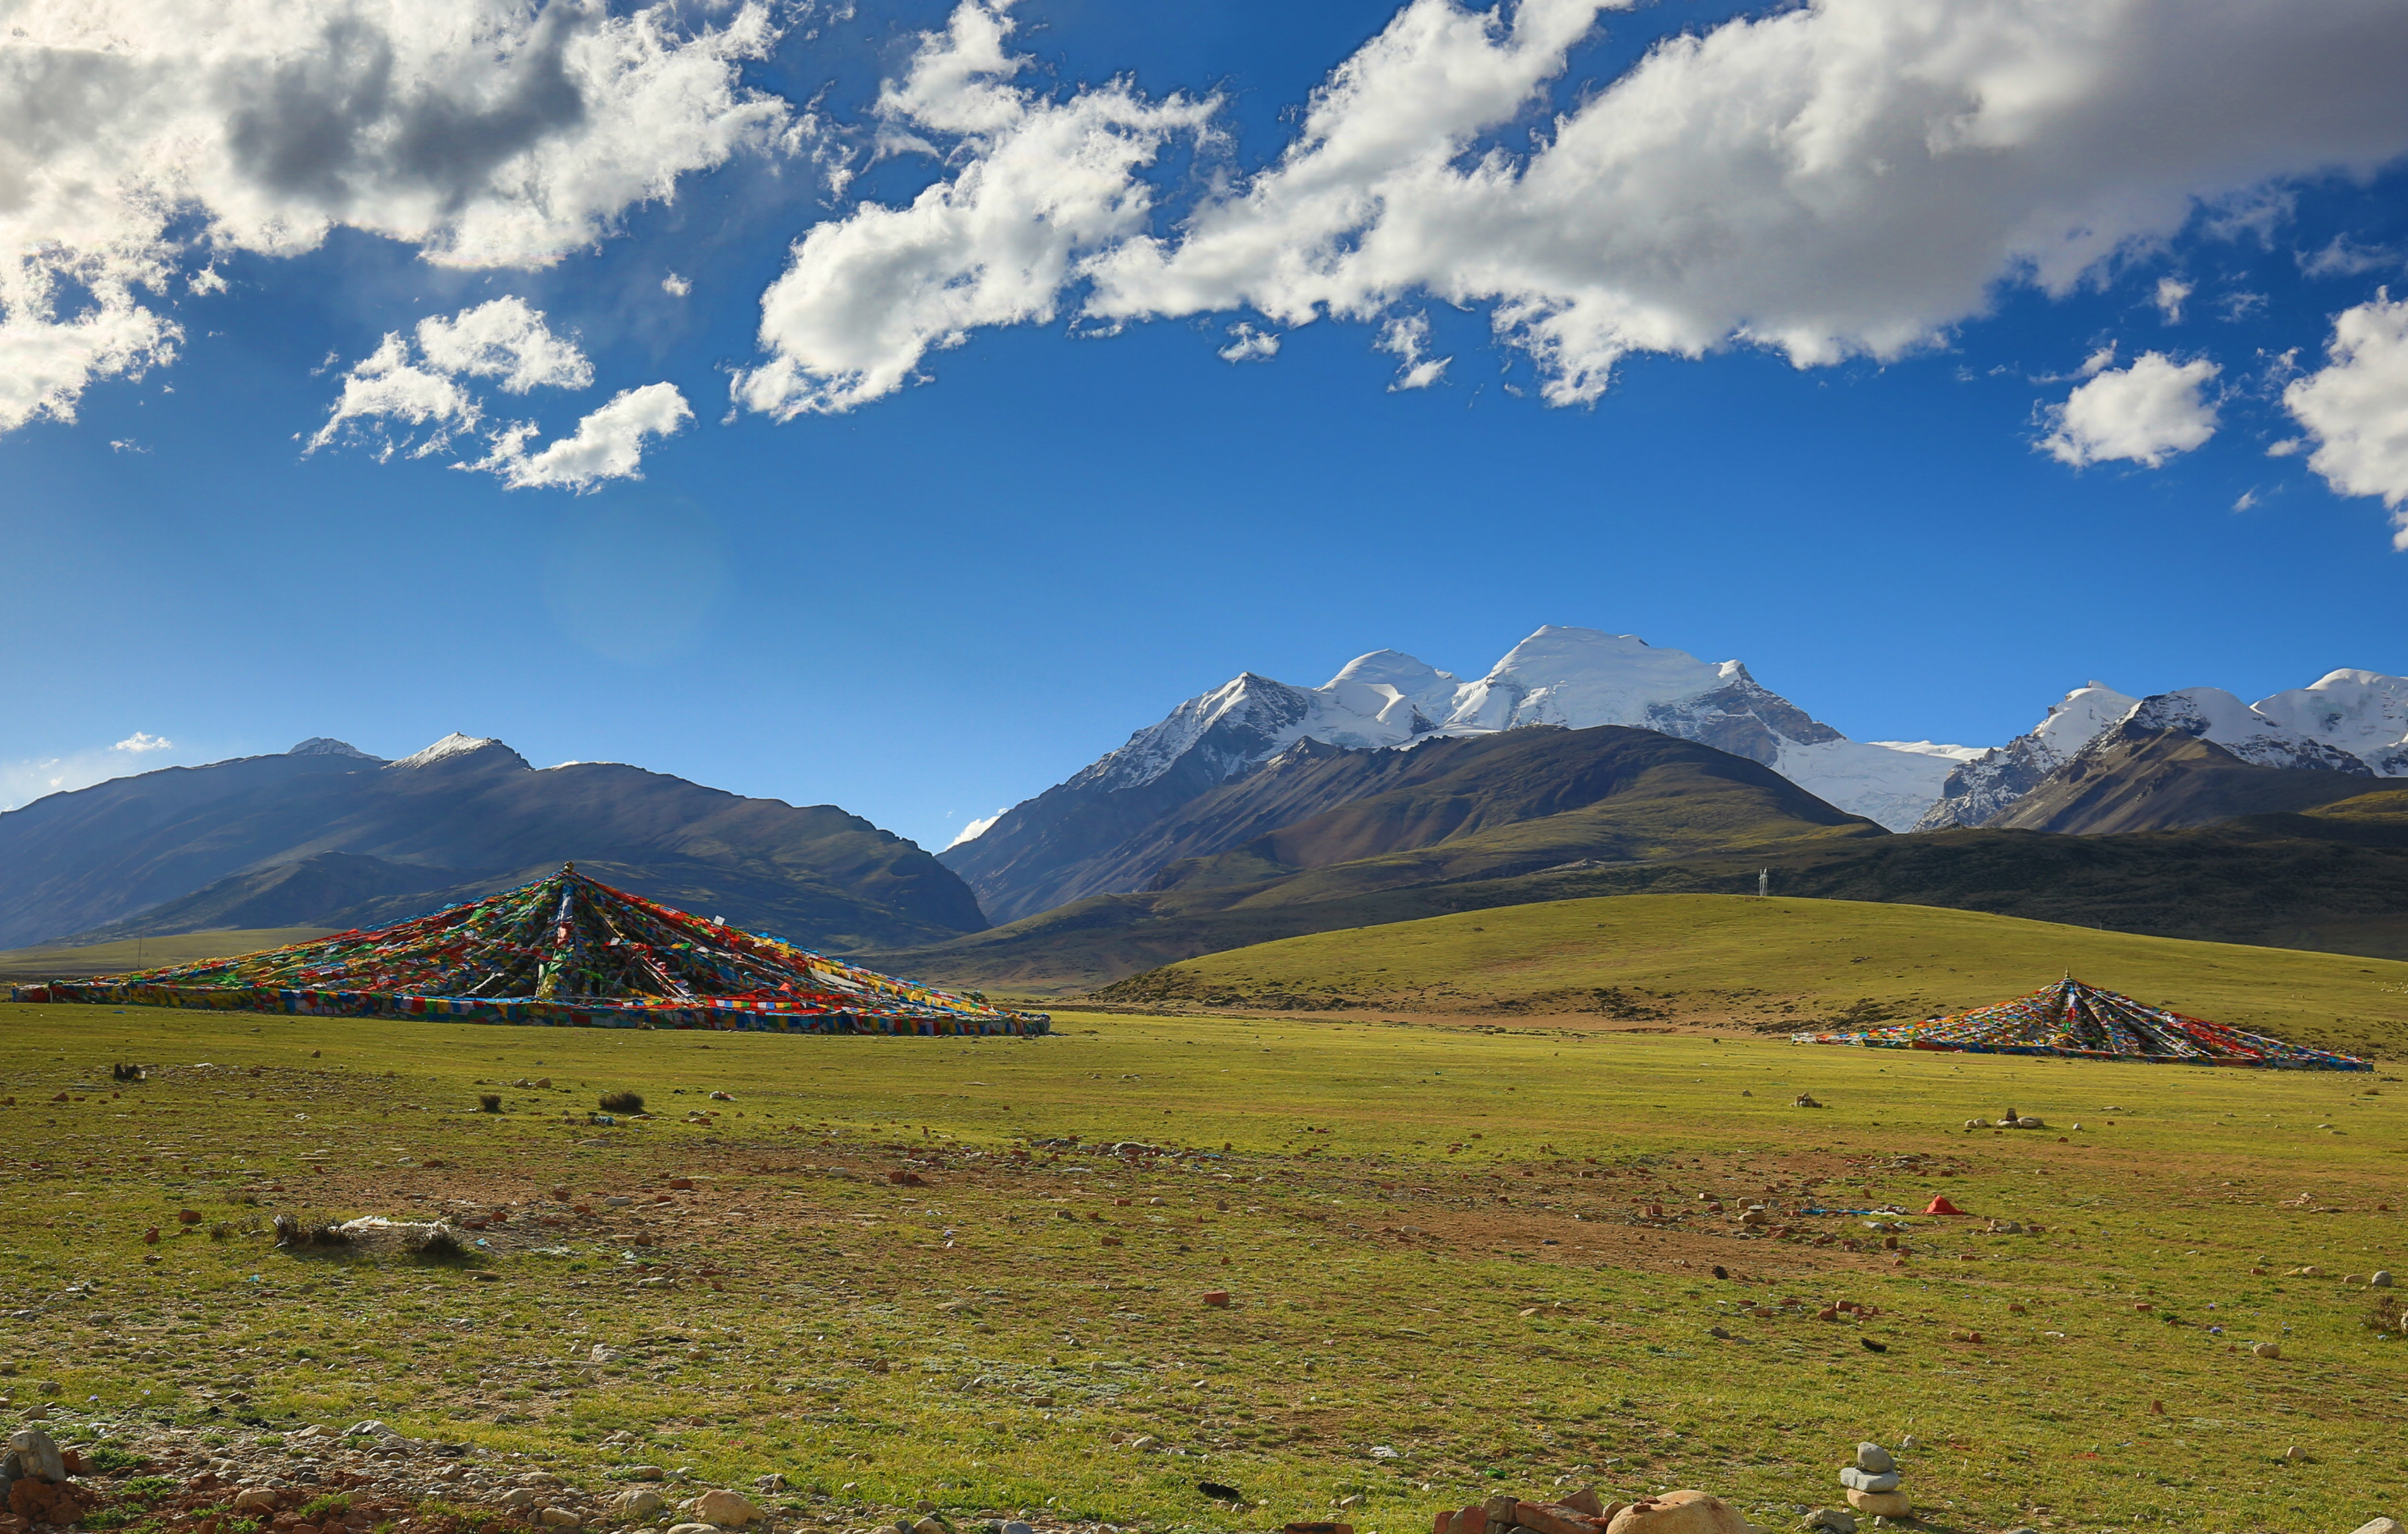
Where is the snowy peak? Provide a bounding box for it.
[1450,627,1734,734]
[2252,670,2408,774]
[1015,626,1970,835]
[2124,688,2372,774]
[1915,682,2142,830]
[387,733,528,771]
[287,737,381,760]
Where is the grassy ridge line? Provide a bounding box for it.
[1091,894,2408,1060]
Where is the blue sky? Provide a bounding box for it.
[6,0,2408,852]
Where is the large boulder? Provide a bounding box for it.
[1604,1491,1749,1534]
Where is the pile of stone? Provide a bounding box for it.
[1436,1486,1755,1534]
[1964,1109,2044,1130]
[1830,1443,1908,1524]
[1,1426,85,1527]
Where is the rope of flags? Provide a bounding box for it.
[9,865,1047,1037]
[1792,976,2366,1070]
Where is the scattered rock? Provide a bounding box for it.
[1836,1469,1898,1493]
[1802,1512,1857,1534]
[500,1488,541,1512]
[666,1524,720,1534]
[624,1466,666,1481]
[611,1489,668,1518]
[2252,1342,2283,1359]
[231,1488,280,1514]
[2374,1271,2395,1288]
[693,1487,766,1526]
[5,1431,63,1485]
[1840,1491,1909,1518]
[2347,1520,2404,1534]
[540,1508,583,1528]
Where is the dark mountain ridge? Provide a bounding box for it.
[0,736,986,952]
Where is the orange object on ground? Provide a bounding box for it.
[1923,1195,1966,1215]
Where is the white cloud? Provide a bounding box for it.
[1375,312,1450,390]
[662,273,692,297]
[741,0,2408,415]
[310,331,486,456]
[2043,351,2221,467]
[0,0,798,435]
[1,737,198,811]
[733,0,1216,417]
[1217,322,1279,363]
[414,296,593,393]
[312,296,592,456]
[471,381,692,491]
[312,296,680,486]
[2283,291,2408,546]
[946,808,1008,849]
[2299,237,2398,279]
[2152,277,2192,323]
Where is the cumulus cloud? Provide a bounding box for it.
[1217,322,1279,363]
[1375,312,1450,389]
[739,0,2408,415]
[2152,278,2192,323]
[2043,351,2221,467]
[112,731,175,754]
[2283,291,2408,545]
[471,381,693,491]
[414,296,594,393]
[0,0,798,434]
[312,296,681,486]
[733,0,1216,417]
[311,296,587,456]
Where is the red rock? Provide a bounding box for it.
[1201,1290,1231,1307]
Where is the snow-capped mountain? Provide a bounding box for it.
[1062,627,1972,831]
[2249,670,2408,775]
[941,626,1984,922]
[1914,683,2142,830]
[1920,670,2408,829]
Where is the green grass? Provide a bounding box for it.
[1092,893,2408,1061]
[0,929,333,980]
[2,992,2405,1534]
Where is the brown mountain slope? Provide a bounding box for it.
[856,729,1889,993]
[1989,730,2375,834]
[863,789,2408,995]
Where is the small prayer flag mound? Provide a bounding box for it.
[8,864,1045,1036]
[1792,976,2365,1070]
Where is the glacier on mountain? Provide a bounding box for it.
[1021,626,1975,833]
[1919,670,2408,829]
[1914,682,2142,830]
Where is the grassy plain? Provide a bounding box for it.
[0,930,332,980]
[1092,896,2408,1061]
[1,992,2404,1534]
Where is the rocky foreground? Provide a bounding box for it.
[6,1418,2400,1534]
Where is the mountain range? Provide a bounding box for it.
[15,622,2408,997]
[941,626,2408,923]
[0,733,987,952]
